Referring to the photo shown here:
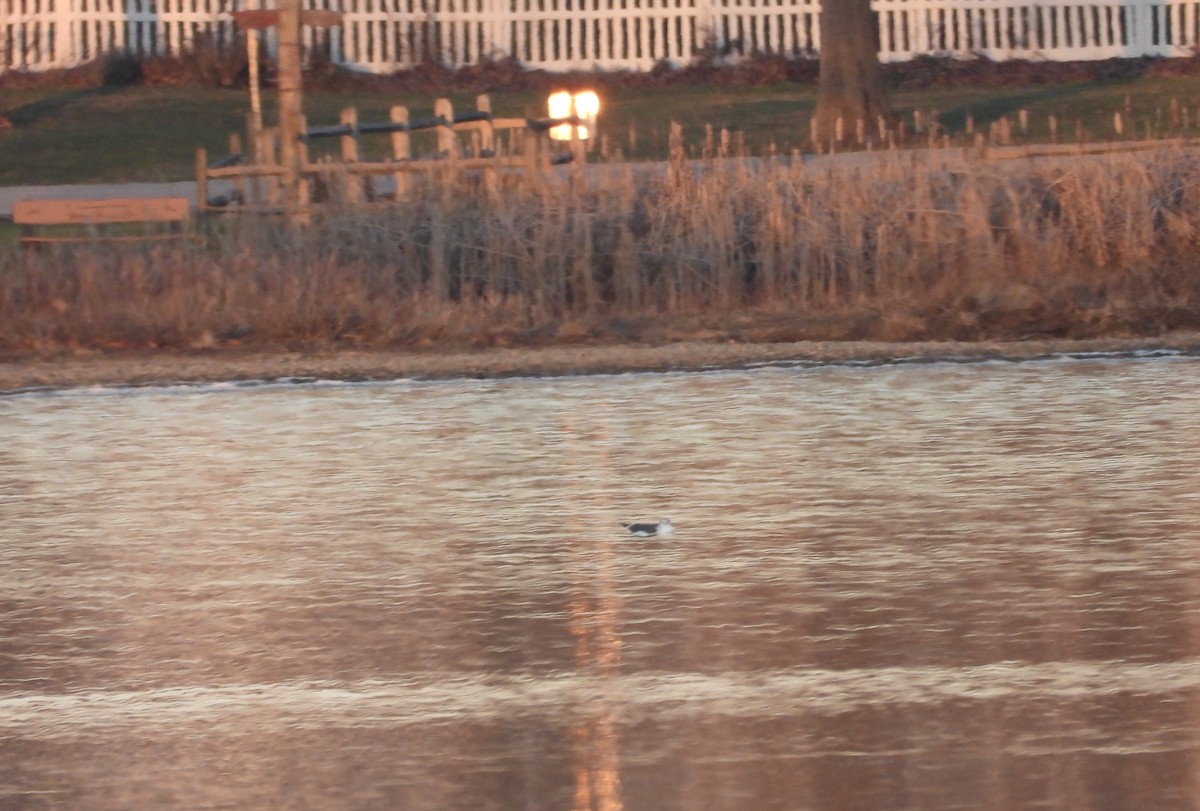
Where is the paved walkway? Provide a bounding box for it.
[0,156,886,219]
[2,145,1112,219]
[0,149,942,219]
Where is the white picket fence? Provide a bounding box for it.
[4,0,1200,74]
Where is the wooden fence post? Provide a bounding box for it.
[522,104,545,183]
[340,107,362,203]
[340,107,359,162]
[229,132,245,205]
[390,105,411,201]
[435,98,457,158]
[195,148,208,211]
[668,121,685,188]
[435,98,457,201]
[475,94,498,198]
[298,115,311,211]
[258,126,281,206]
[475,94,496,155]
[246,110,261,206]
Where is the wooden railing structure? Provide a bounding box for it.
[6,0,1200,74]
[195,94,584,212]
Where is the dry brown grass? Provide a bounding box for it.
[5,147,1200,354]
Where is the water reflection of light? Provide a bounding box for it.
[564,409,625,811]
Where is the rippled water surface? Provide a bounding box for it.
[5,356,1200,810]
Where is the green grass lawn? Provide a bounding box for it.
[5,74,1200,185]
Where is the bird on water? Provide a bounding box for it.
[621,518,675,538]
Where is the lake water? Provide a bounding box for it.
[4,354,1200,810]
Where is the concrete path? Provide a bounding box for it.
[0,152,913,218]
[1,144,1112,219]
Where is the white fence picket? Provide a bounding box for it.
[4,0,1200,74]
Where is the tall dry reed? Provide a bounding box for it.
[5,147,1200,351]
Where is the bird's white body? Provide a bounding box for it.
[623,518,674,538]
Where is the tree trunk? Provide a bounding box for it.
[812,0,889,149]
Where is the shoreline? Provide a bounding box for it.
[4,333,1200,393]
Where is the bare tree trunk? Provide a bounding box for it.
[812,0,889,150]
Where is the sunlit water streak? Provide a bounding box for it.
[3,356,1200,810]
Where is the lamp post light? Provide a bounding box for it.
[547,90,601,142]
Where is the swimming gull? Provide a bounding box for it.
[621,518,675,538]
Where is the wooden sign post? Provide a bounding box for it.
[232,4,343,221]
[276,0,304,217]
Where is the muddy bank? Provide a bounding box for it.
[4,333,1200,393]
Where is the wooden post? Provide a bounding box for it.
[475,94,495,155]
[231,7,341,214]
[229,132,245,205]
[246,110,261,205]
[475,94,498,198]
[522,104,545,184]
[435,98,456,201]
[195,148,208,212]
[435,98,456,158]
[258,126,281,206]
[277,0,305,221]
[390,105,410,201]
[340,107,361,204]
[247,30,263,136]
[527,129,551,184]
[570,119,586,172]
[667,121,684,188]
[975,131,988,160]
[297,116,311,211]
[340,107,359,162]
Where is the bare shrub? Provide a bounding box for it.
[6,148,1200,352]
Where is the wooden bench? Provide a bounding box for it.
[12,197,193,248]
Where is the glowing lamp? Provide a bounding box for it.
[548,90,601,141]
